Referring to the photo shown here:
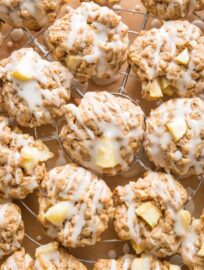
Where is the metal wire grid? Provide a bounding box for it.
[1,5,204,267]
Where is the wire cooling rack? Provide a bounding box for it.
[0,2,204,269]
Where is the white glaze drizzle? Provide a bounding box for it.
[63,91,144,174]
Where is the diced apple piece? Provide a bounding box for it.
[159,77,171,89]
[167,118,187,142]
[11,57,33,81]
[131,241,144,254]
[131,257,150,270]
[175,209,191,236]
[169,265,181,270]
[136,202,162,228]
[65,55,81,71]
[95,136,119,168]
[35,242,58,257]
[175,48,190,65]
[20,144,53,174]
[45,202,70,226]
[162,86,175,96]
[198,243,204,256]
[147,79,163,99]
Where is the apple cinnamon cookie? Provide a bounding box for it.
[60,91,145,175]
[94,254,181,270]
[46,2,129,82]
[0,0,68,31]
[128,20,204,100]
[114,171,190,257]
[141,0,204,20]
[145,97,204,177]
[35,242,87,270]
[181,211,204,270]
[0,248,34,270]
[0,116,53,199]
[0,48,73,127]
[0,202,24,258]
[38,164,113,248]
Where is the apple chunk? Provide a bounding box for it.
[167,118,187,142]
[11,56,34,81]
[136,202,162,228]
[175,48,190,65]
[65,55,81,71]
[35,242,58,257]
[146,79,163,99]
[175,209,191,236]
[45,202,70,226]
[95,136,119,168]
[131,257,150,270]
[131,241,144,254]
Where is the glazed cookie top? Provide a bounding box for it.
[181,211,204,270]
[94,254,181,270]
[0,116,52,199]
[0,0,68,31]
[38,164,113,248]
[60,91,145,175]
[35,242,87,270]
[46,2,129,81]
[0,248,34,270]
[0,202,24,258]
[0,48,73,127]
[114,171,189,257]
[141,0,204,20]
[145,97,204,177]
[128,20,204,100]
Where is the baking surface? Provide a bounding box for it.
[0,0,204,269]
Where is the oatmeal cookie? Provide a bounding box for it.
[0,116,52,199]
[60,91,145,175]
[46,2,129,82]
[38,164,113,248]
[0,0,68,31]
[0,202,24,258]
[145,97,204,177]
[181,211,204,270]
[94,254,181,269]
[128,20,204,100]
[0,48,73,127]
[141,0,204,20]
[114,171,190,257]
[0,248,34,270]
[35,242,87,270]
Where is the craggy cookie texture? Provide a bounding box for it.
[35,242,87,270]
[80,0,120,7]
[94,254,181,270]
[0,202,24,258]
[181,211,204,270]
[38,164,113,248]
[60,91,145,175]
[46,2,129,82]
[141,0,204,20]
[145,98,204,177]
[0,0,68,31]
[0,48,73,127]
[114,171,189,257]
[128,21,204,100]
[0,117,52,199]
[0,248,34,270]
